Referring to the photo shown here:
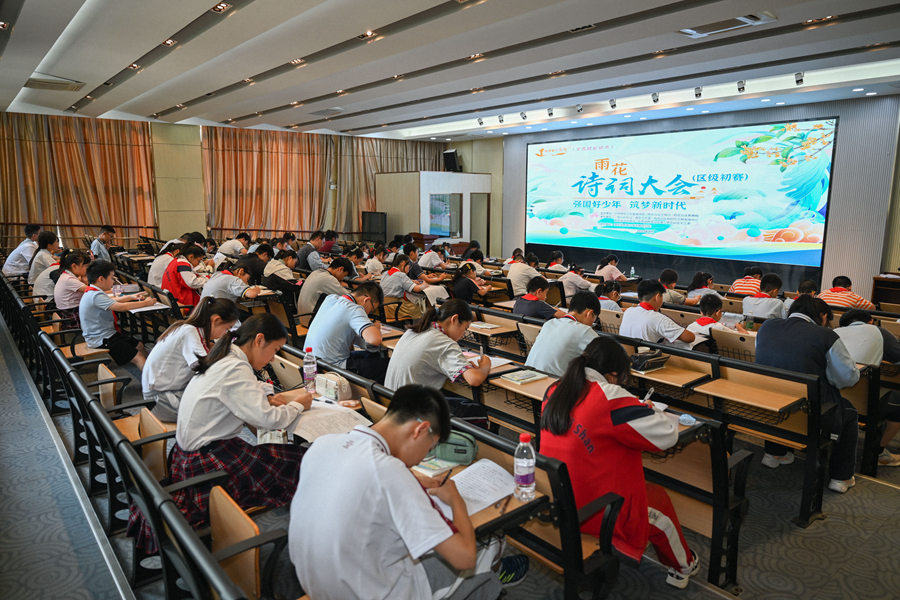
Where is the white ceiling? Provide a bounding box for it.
[2,0,900,140]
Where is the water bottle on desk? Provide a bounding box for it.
[745,311,754,331]
[303,347,317,393]
[514,433,536,502]
[630,266,635,278]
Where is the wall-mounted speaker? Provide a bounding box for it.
[443,149,462,172]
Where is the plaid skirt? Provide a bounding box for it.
[56,307,81,330]
[127,437,304,554]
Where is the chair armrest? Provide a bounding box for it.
[578,492,624,555]
[30,309,62,317]
[132,431,176,448]
[73,357,112,370]
[103,398,157,413]
[212,528,287,562]
[85,376,132,389]
[163,470,228,494]
[36,318,76,328]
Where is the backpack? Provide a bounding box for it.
[445,396,490,430]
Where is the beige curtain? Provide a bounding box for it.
[202,127,332,237]
[334,137,446,232]
[0,112,156,250]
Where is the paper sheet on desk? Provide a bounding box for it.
[129,302,169,313]
[720,312,744,328]
[291,400,371,442]
[430,459,515,520]
[423,285,449,306]
[463,353,512,369]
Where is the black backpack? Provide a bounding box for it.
[444,396,490,430]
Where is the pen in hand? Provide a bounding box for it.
[440,469,452,487]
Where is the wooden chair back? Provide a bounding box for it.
[270,354,304,390]
[710,328,756,362]
[517,322,542,353]
[712,283,730,292]
[361,397,387,423]
[880,302,900,314]
[784,291,799,299]
[661,308,695,328]
[97,363,119,409]
[114,407,169,482]
[209,486,261,600]
[720,297,743,313]
[545,281,566,308]
[881,319,900,340]
[598,308,623,334]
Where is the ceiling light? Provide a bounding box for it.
[541,128,547,131]
[290,101,299,105]
[152,113,160,118]
[701,110,709,113]
[163,39,176,46]
[866,92,877,95]
[243,78,252,82]
[0,22,9,30]
[446,138,451,141]
[520,112,527,120]
[85,95,92,99]
[686,108,694,111]
[336,90,345,94]
[466,53,483,60]
[391,74,403,79]
[525,126,531,129]
[804,15,837,24]
[586,123,593,125]
[624,114,631,118]
[639,117,646,120]
[853,88,864,91]
[291,58,304,65]
[226,118,234,122]
[128,63,140,70]
[431,137,436,140]
[575,104,583,113]
[487,130,493,133]
[502,132,508,135]
[470,87,483,92]
[104,82,113,86]
[176,103,184,108]
[358,31,376,39]
[653,48,676,54]
[548,70,565,76]
[547,108,554,117]
[211,3,231,13]
[761,99,771,102]
[776,102,785,105]
[570,121,577,123]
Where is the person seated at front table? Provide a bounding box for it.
[28,231,60,285]
[595,281,622,313]
[380,254,428,321]
[297,257,352,315]
[366,246,387,276]
[404,244,448,285]
[595,254,626,282]
[200,262,261,306]
[147,242,183,287]
[162,245,209,310]
[783,279,817,312]
[159,232,189,255]
[213,232,251,268]
[728,266,763,295]
[559,264,597,301]
[687,294,747,342]
[418,245,452,270]
[742,273,787,320]
[263,249,302,309]
[546,250,567,272]
[464,250,494,277]
[90,225,115,262]
[834,309,900,467]
[129,314,313,555]
[755,296,860,493]
[685,271,721,300]
[319,229,340,255]
[507,253,541,297]
[620,280,695,349]
[290,383,522,600]
[818,276,876,310]
[385,300,491,390]
[540,337,700,589]
[240,243,273,286]
[296,230,328,271]
[525,291,601,377]
[501,248,524,272]
[659,268,700,306]
[305,282,390,383]
[142,297,239,422]
[384,239,401,264]
[460,239,481,261]
[79,259,157,370]
[452,263,492,304]
[514,276,566,319]
[2,224,41,277]
[52,249,91,329]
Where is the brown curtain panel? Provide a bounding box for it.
[202,127,332,236]
[0,112,156,250]
[334,137,446,232]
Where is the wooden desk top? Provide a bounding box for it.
[468,322,518,337]
[631,365,709,388]
[694,378,804,412]
[493,300,516,310]
[491,373,557,401]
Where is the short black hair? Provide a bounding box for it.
[205,237,217,248]
[526,276,550,294]
[568,290,601,315]
[352,281,384,306]
[549,251,564,264]
[788,294,833,325]
[282,232,296,241]
[99,225,116,235]
[24,224,41,237]
[402,234,414,244]
[347,248,365,259]
[403,243,419,256]
[637,279,665,301]
[329,257,353,274]
[832,276,852,289]
[230,260,254,276]
[181,245,207,259]
[279,249,298,262]
[325,230,337,241]
[392,253,410,268]
[797,279,818,295]
[86,259,115,283]
[310,230,325,241]
[659,268,679,286]
[524,252,539,267]
[254,243,273,258]
[387,240,400,250]
[384,384,452,442]
[745,266,763,277]
[469,250,484,262]
[236,232,251,242]
[699,293,723,316]
[760,273,783,294]
[839,308,872,328]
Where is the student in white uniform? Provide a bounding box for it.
[201,262,260,305]
[142,297,239,422]
[546,251,567,272]
[262,249,302,307]
[2,224,41,276]
[385,299,491,390]
[297,257,351,315]
[34,264,60,301]
[90,225,115,262]
[687,294,748,340]
[418,246,451,270]
[366,246,387,276]
[595,281,622,312]
[742,273,787,320]
[501,248,524,272]
[621,280,695,349]
[129,314,313,555]
[463,250,494,277]
[52,249,92,329]
[559,264,597,301]
[27,231,60,284]
[685,272,721,301]
[290,384,510,600]
[380,254,427,320]
[147,243,183,287]
[345,247,375,281]
[595,254,626,282]
[507,253,541,297]
[783,279,818,312]
[525,291,602,377]
[213,232,251,268]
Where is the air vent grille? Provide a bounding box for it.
[678,12,775,38]
[25,77,84,92]
[569,24,596,33]
[309,107,345,117]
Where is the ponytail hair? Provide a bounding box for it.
[29,231,59,268]
[409,298,474,334]
[686,271,713,292]
[194,313,287,374]
[599,280,621,296]
[597,256,610,269]
[542,337,632,435]
[452,262,475,286]
[161,242,184,257]
[157,297,240,344]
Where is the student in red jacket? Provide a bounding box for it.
[540,337,699,588]
[162,245,209,311]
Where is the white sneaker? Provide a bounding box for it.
[761,452,794,469]
[828,476,856,493]
[878,448,900,467]
[666,550,699,589]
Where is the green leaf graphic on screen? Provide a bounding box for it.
[714,148,742,161]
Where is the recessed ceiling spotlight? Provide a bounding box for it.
[104,82,113,86]
[336,90,345,94]
[211,3,231,13]
[226,118,234,122]
[866,92,878,95]
[548,70,565,76]
[653,48,677,54]
[85,95,92,99]
[128,63,140,70]
[470,87,483,92]
[776,102,785,105]
[804,15,837,24]
[290,101,299,105]
[243,78,252,82]
[391,74,403,79]
[487,130,493,133]
[446,138,451,140]
[431,137,436,140]
[152,113,160,118]
[291,58,304,65]
[761,99,771,102]
[466,53,483,60]
[176,103,185,108]
[525,126,532,129]
[586,123,593,125]
[357,30,376,39]
[163,39,177,46]
[0,22,9,30]
[853,88,864,91]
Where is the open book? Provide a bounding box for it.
[430,459,516,520]
[290,399,372,442]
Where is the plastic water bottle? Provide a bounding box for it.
[745,311,754,331]
[630,266,635,278]
[303,347,317,393]
[514,433,536,502]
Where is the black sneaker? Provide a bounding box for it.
[498,555,529,587]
